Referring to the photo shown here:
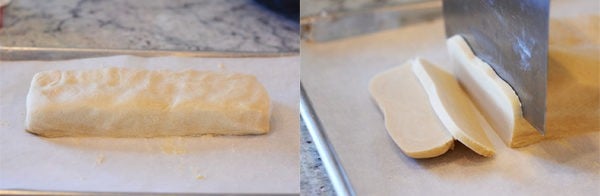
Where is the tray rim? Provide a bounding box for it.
[300,84,355,196]
[0,46,298,61]
[0,189,298,196]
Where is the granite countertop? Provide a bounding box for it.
[1,0,334,195]
[301,120,336,196]
[0,0,299,52]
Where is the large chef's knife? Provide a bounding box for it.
[301,0,442,42]
[443,0,549,134]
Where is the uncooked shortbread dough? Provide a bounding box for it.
[25,68,271,137]
[369,61,454,159]
[447,35,540,147]
[369,15,599,158]
[412,59,495,157]
[448,31,599,147]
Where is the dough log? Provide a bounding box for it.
[25,68,271,137]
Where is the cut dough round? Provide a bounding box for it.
[369,62,454,159]
[412,58,495,157]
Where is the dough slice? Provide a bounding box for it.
[369,62,454,159]
[447,35,540,147]
[447,16,600,147]
[412,58,495,157]
[25,68,271,137]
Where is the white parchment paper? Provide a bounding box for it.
[0,55,300,194]
[301,0,599,195]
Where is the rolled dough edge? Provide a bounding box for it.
[447,35,542,148]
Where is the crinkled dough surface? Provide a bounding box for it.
[25,68,271,137]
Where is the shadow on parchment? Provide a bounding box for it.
[40,101,293,154]
[516,45,600,173]
[384,134,494,181]
[414,142,492,167]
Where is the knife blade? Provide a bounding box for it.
[443,0,549,134]
[301,0,442,42]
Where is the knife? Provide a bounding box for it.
[443,0,549,134]
[301,0,442,42]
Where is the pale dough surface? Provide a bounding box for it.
[449,27,599,147]
[25,67,271,137]
[412,58,495,157]
[447,36,540,147]
[304,3,598,193]
[369,16,599,155]
[369,60,454,158]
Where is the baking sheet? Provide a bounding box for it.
[301,0,599,195]
[0,55,300,194]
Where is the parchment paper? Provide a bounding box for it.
[301,0,599,195]
[0,55,300,194]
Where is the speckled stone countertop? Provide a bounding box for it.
[301,120,336,196]
[0,0,299,52]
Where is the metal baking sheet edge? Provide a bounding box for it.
[0,189,296,196]
[0,46,298,61]
[300,84,355,196]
